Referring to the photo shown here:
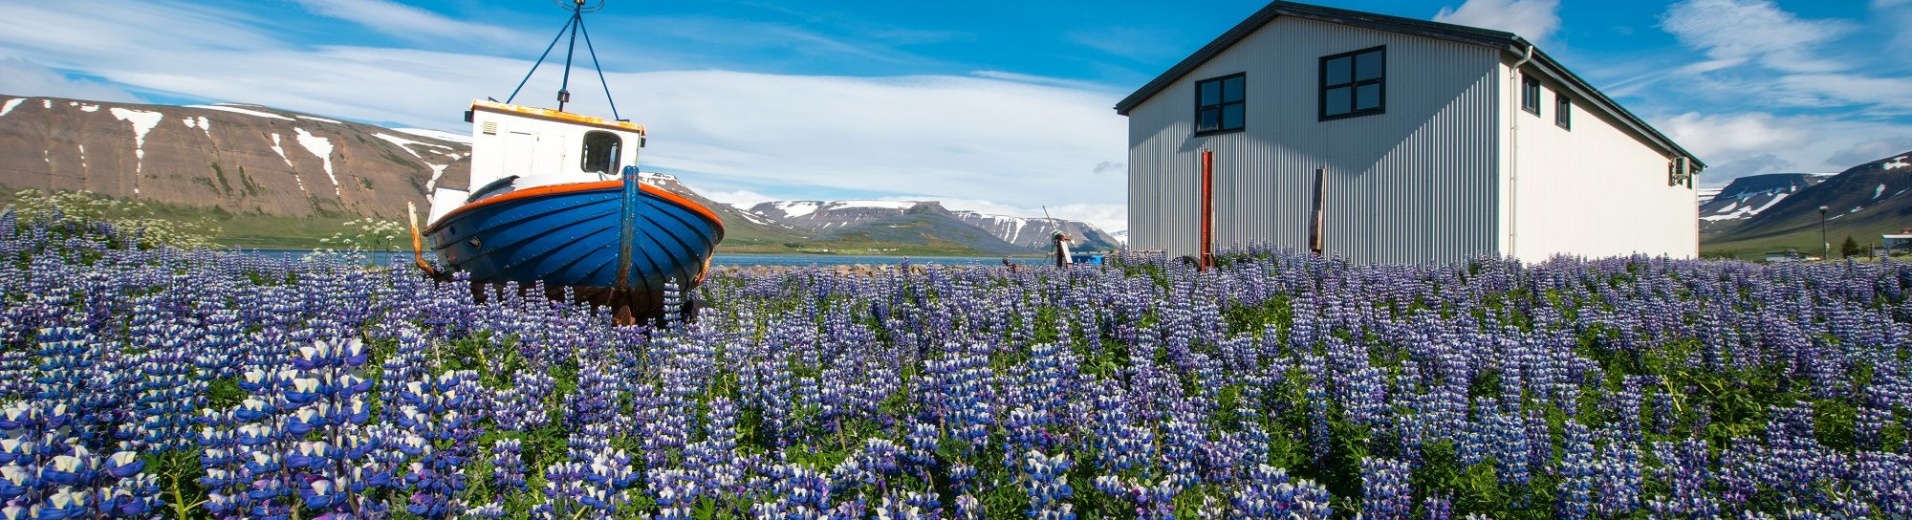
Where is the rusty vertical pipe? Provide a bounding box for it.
[1200,149,1215,271]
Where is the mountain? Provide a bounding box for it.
[1702,152,1912,257]
[749,200,1121,251]
[0,93,1081,256]
[0,94,469,219]
[1699,173,1829,222]
[752,200,922,230]
[1697,187,1723,206]
[637,173,813,250]
[948,211,1122,251]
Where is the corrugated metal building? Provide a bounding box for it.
[1117,1,1704,264]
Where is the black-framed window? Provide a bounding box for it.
[1320,46,1385,120]
[1556,93,1571,129]
[1195,73,1245,135]
[581,131,622,174]
[1521,74,1541,115]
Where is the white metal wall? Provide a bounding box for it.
[467,109,643,191]
[1126,17,1503,265]
[1500,62,1699,259]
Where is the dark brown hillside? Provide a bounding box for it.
[0,94,469,219]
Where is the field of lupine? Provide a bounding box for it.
[2,206,1912,520]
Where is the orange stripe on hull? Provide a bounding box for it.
[425,180,726,235]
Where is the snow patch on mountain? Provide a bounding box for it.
[109,107,163,194]
[758,201,824,219]
[374,133,441,158]
[181,116,212,140]
[1702,193,1789,221]
[427,164,449,194]
[266,133,305,194]
[1887,156,1910,171]
[188,104,293,121]
[293,128,338,197]
[393,128,472,145]
[831,201,917,211]
[1697,187,1724,205]
[0,98,22,118]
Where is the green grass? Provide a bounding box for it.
[1,188,1033,255]
[0,188,389,250]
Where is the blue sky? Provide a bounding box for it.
[1,0,1909,233]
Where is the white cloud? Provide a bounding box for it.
[1656,111,1912,185]
[288,0,524,46]
[1433,0,1562,43]
[1775,74,1912,112]
[1660,112,1809,158]
[0,57,139,102]
[1660,0,1856,73]
[1826,137,1912,170]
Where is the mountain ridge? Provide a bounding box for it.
[0,94,470,220]
[749,200,1121,251]
[1701,151,1912,257]
[0,93,1110,256]
[1699,173,1829,222]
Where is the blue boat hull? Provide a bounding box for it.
[422,167,724,315]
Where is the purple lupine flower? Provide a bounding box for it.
[1360,457,1412,520]
[1229,464,1332,520]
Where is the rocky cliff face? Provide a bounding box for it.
[0,94,469,218]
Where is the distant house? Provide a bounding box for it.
[1117,1,1704,264]
[1884,229,1912,254]
[1764,250,1805,263]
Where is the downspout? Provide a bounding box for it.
[1509,44,1534,259]
[1200,149,1215,270]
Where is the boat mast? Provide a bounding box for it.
[558,1,583,111]
[505,0,623,120]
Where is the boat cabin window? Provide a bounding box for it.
[581,131,622,175]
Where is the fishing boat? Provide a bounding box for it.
[410,0,724,319]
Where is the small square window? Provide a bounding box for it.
[581,131,622,174]
[1195,73,1245,135]
[1556,93,1572,130]
[1521,74,1541,115]
[1321,46,1385,121]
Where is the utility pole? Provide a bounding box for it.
[1819,205,1830,260]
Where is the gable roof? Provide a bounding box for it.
[1113,1,1704,169]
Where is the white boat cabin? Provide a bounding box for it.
[427,100,646,224]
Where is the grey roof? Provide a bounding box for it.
[1113,1,1704,169]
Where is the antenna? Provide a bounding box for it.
[555,0,606,13]
[505,0,622,119]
